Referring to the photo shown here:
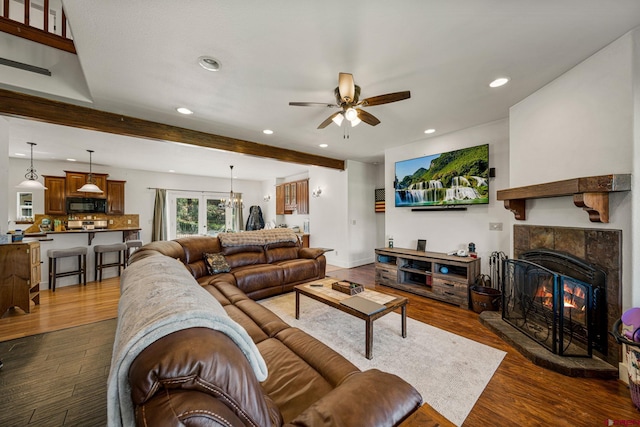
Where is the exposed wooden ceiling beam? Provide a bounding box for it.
[0,88,346,170]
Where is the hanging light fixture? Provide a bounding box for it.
[218,165,243,209]
[16,142,48,190]
[77,149,103,193]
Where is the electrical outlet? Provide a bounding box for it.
[109,219,113,225]
[489,222,503,231]
[127,219,132,224]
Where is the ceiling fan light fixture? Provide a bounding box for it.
[344,108,358,122]
[332,113,344,126]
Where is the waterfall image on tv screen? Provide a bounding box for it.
[394,144,489,207]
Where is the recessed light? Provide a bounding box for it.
[424,129,436,134]
[263,129,274,135]
[319,143,328,148]
[169,170,175,173]
[177,107,193,115]
[198,56,221,72]
[15,152,26,156]
[66,158,77,162]
[489,77,509,88]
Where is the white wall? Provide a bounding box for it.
[308,166,349,267]
[385,119,511,275]
[509,29,637,308]
[346,160,379,267]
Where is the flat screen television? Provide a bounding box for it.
[394,144,489,208]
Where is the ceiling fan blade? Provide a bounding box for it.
[357,109,381,126]
[289,102,337,107]
[318,112,341,129]
[361,91,411,107]
[338,73,355,103]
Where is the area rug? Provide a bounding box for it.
[261,293,506,427]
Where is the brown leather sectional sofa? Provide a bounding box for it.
[130,230,327,300]
[115,230,423,426]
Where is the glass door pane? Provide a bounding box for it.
[206,198,226,235]
[175,197,200,238]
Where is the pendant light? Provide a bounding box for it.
[77,149,103,193]
[16,142,48,190]
[218,165,243,209]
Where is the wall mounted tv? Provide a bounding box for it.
[394,144,489,208]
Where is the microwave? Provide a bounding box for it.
[66,197,107,214]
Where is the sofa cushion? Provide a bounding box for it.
[232,264,283,294]
[176,235,220,264]
[265,245,299,264]
[257,337,336,424]
[275,259,319,284]
[128,328,275,427]
[203,252,231,275]
[224,246,266,268]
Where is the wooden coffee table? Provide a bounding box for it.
[294,278,408,359]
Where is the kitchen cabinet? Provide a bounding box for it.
[44,175,66,215]
[0,241,40,315]
[106,180,126,215]
[276,184,284,215]
[296,179,309,214]
[276,179,309,215]
[65,171,108,198]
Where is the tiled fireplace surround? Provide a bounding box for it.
[513,225,622,368]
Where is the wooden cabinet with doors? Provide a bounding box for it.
[0,241,41,316]
[44,175,66,215]
[106,180,126,215]
[276,184,285,215]
[296,179,309,214]
[65,171,108,198]
[276,180,309,215]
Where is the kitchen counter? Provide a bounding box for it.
[26,227,141,244]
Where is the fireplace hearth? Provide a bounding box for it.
[502,249,607,358]
[479,225,621,376]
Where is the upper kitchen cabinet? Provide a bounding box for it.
[65,171,108,198]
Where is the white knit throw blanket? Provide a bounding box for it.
[106,256,268,427]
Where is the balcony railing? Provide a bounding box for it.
[0,0,75,53]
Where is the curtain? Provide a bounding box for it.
[228,193,244,232]
[152,189,167,241]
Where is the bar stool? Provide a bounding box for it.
[94,243,127,282]
[47,247,87,292]
[125,239,143,266]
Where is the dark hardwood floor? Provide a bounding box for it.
[0,265,637,427]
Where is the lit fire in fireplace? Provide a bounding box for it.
[534,280,587,319]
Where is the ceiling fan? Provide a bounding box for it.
[289,73,411,129]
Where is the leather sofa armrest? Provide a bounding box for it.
[298,247,325,259]
[285,369,422,427]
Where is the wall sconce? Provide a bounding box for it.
[312,187,322,198]
[264,194,271,202]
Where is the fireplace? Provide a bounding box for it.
[502,249,607,358]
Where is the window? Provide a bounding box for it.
[169,192,227,239]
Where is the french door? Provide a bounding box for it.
[168,192,227,239]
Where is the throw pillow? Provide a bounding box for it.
[203,252,231,275]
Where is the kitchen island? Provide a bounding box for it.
[23,227,141,289]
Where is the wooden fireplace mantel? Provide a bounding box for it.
[496,174,631,223]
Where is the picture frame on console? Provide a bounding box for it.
[417,239,426,252]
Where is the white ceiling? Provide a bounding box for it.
[4,0,640,180]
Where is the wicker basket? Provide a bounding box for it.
[612,318,640,410]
